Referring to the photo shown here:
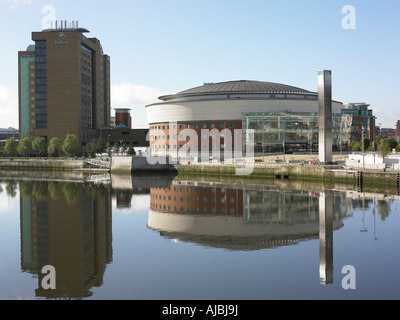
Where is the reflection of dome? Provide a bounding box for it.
[147,209,343,251]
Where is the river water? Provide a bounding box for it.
[0,172,399,300]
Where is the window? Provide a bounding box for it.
[35,40,47,129]
[220,124,225,128]
[229,123,234,128]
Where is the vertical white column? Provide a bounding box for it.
[318,70,333,163]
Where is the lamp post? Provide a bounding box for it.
[107,134,111,158]
[361,126,365,170]
[176,132,179,164]
[119,140,123,155]
[373,116,376,163]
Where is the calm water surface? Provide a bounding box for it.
[0,173,399,300]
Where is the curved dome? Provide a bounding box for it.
[159,80,315,101]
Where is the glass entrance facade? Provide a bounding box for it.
[243,112,351,154]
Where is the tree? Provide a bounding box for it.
[32,136,47,157]
[126,141,136,156]
[363,138,370,151]
[4,138,18,157]
[121,143,128,155]
[17,137,33,157]
[48,137,63,157]
[377,138,391,160]
[62,134,80,157]
[349,142,361,151]
[374,135,383,152]
[86,137,107,157]
[387,137,398,151]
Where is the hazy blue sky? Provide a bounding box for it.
[0,0,399,128]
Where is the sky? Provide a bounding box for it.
[0,0,399,129]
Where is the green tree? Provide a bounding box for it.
[363,138,370,151]
[349,142,361,151]
[86,137,107,157]
[48,137,63,157]
[377,138,391,160]
[121,143,128,154]
[32,136,47,157]
[126,141,136,156]
[0,142,5,157]
[4,137,18,157]
[387,137,398,151]
[62,134,80,157]
[374,135,383,152]
[17,137,33,157]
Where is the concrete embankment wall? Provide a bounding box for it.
[0,159,84,171]
[111,156,177,174]
[175,163,400,189]
[0,157,398,190]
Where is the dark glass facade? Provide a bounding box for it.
[243,112,351,153]
[35,40,47,129]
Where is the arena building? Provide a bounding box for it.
[146,80,350,158]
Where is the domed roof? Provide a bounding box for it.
[159,80,314,101]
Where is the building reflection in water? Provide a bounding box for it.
[19,180,112,299]
[148,180,353,284]
[319,191,333,285]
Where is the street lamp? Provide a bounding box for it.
[372,116,376,163]
[119,140,124,155]
[107,134,111,158]
[361,126,365,169]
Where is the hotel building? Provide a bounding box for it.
[18,22,111,148]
